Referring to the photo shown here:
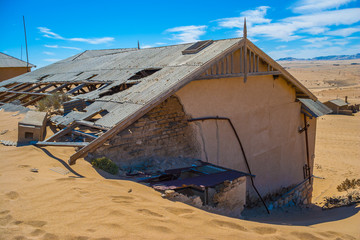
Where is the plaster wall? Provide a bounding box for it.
[176,75,317,200]
[0,67,30,82]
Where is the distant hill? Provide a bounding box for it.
[277,53,360,61]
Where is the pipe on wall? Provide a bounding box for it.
[188,116,270,214]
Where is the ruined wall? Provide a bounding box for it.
[88,96,200,167]
[269,178,313,209]
[0,67,31,82]
[176,75,317,201]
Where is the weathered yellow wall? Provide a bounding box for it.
[0,67,30,82]
[176,75,317,199]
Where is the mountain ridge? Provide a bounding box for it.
[277,53,360,61]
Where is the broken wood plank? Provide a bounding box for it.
[43,122,78,142]
[66,83,86,95]
[0,91,50,96]
[76,120,110,130]
[18,83,54,102]
[72,130,98,139]
[36,141,89,147]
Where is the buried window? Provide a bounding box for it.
[25,132,34,139]
[128,68,161,80]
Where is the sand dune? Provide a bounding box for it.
[0,111,359,239]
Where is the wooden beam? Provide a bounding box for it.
[43,122,78,142]
[36,141,89,147]
[76,120,110,131]
[66,83,86,95]
[248,71,281,76]
[72,130,98,139]
[18,83,55,102]
[0,90,50,96]
[193,71,281,80]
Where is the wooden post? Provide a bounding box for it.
[243,18,248,83]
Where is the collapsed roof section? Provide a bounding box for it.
[0,38,321,164]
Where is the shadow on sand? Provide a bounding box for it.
[242,203,360,226]
[34,146,85,178]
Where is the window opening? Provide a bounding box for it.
[128,68,161,80]
[25,132,34,139]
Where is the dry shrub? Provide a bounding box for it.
[337,178,360,192]
[91,157,119,175]
[37,92,69,112]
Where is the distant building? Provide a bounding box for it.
[0,52,35,82]
[323,99,349,114]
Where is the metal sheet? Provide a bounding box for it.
[298,98,332,117]
[327,99,348,107]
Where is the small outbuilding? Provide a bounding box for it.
[18,111,47,143]
[0,52,35,82]
[323,99,350,114]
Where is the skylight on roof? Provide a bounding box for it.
[182,40,213,55]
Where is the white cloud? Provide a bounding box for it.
[227,8,360,41]
[38,27,114,45]
[43,51,55,55]
[68,37,114,44]
[300,26,329,34]
[165,25,207,43]
[217,6,271,29]
[44,58,62,62]
[302,37,329,43]
[44,44,82,51]
[141,45,153,49]
[326,26,360,36]
[38,27,64,39]
[292,0,356,13]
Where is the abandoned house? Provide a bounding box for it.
[0,29,332,210]
[323,98,350,115]
[0,52,35,82]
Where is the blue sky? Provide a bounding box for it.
[1,0,359,68]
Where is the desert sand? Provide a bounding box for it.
[1,60,359,239]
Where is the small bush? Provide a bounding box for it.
[37,92,69,112]
[337,178,360,192]
[91,157,119,175]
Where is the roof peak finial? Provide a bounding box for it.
[243,17,247,39]
[137,40,140,50]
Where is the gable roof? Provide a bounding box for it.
[0,52,36,68]
[0,38,320,164]
[325,99,348,107]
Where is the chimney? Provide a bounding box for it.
[345,96,348,103]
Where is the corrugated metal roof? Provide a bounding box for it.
[327,99,349,107]
[298,98,332,117]
[0,52,36,68]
